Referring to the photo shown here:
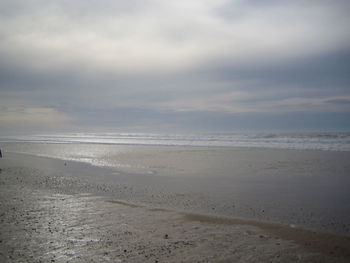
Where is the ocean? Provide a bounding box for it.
[1,132,349,172]
[1,132,350,235]
[2,132,350,148]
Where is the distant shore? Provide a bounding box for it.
[1,151,350,262]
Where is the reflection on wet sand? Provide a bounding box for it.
[1,168,350,262]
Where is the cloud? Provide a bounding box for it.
[0,106,73,132]
[0,0,349,132]
[0,0,219,73]
[326,99,350,105]
[2,0,349,74]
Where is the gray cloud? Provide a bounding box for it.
[0,0,154,18]
[326,99,350,105]
[0,0,349,133]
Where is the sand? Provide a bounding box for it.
[1,151,350,262]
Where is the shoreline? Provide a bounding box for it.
[0,164,349,262]
[1,149,350,235]
[2,147,350,233]
[2,130,350,152]
[1,149,350,261]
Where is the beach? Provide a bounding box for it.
[0,147,350,262]
[2,0,350,260]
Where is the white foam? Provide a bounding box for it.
[2,132,350,151]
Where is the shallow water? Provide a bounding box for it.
[1,144,350,236]
[4,171,347,263]
[2,131,350,151]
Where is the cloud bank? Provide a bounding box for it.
[1,0,349,133]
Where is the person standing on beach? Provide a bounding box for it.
[0,148,2,173]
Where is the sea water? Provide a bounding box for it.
[1,131,349,171]
[1,132,350,235]
[0,131,349,173]
[2,132,350,148]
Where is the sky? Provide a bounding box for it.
[0,0,350,134]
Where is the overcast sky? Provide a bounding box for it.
[1,0,350,134]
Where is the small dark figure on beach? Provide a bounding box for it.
[0,148,2,158]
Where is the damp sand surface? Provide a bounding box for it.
[0,150,350,262]
[2,147,350,236]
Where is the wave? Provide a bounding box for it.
[1,132,350,151]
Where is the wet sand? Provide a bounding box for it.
[2,147,350,236]
[1,151,350,262]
